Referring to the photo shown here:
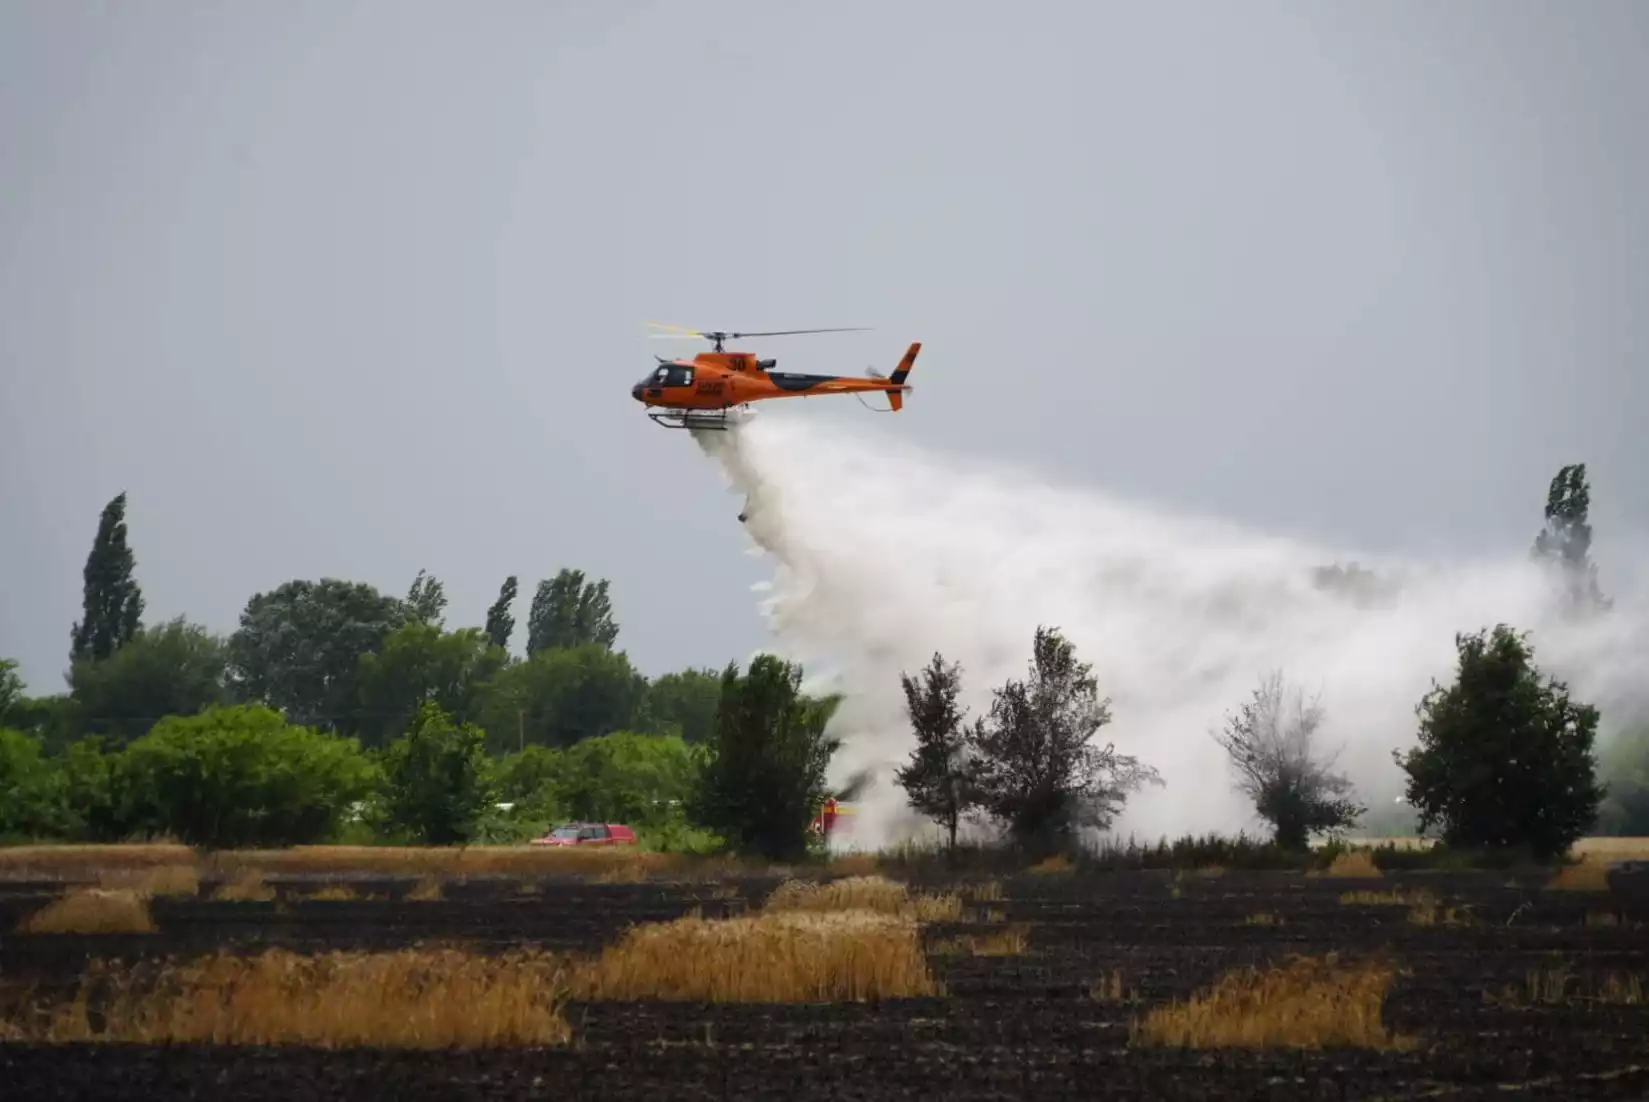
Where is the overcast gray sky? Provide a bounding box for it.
[3,0,1646,694]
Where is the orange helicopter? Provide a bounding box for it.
[634,323,920,431]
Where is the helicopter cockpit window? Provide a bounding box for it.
[640,364,694,388]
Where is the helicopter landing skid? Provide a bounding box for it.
[645,406,753,432]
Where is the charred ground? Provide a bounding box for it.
[2,853,1647,1101]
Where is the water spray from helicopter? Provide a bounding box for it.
[643,326,1649,853]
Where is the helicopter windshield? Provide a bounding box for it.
[639,364,695,388]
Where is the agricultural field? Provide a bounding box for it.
[1,842,1647,1101]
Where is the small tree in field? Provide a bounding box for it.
[1394,624,1603,860]
[1211,670,1364,851]
[379,702,493,845]
[893,652,978,860]
[967,626,1161,857]
[689,654,839,862]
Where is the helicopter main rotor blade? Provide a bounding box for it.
[645,323,872,340]
[726,328,872,338]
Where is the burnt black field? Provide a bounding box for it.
[3,863,1648,1101]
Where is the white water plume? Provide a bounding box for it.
[691,410,1649,852]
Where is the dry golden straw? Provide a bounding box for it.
[1130,953,1415,1050]
[569,908,941,1002]
[762,875,962,921]
[1316,851,1382,878]
[11,947,571,1048]
[16,889,156,934]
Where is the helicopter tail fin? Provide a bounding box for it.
[890,342,920,386]
[886,342,919,412]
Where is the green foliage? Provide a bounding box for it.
[352,623,508,749]
[404,569,448,627]
[70,492,145,665]
[485,575,519,651]
[483,732,706,837]
[555,730,705,826]
[893,652,978,858]
[691,654,840,862]
[475,643,650,752]
[227,578,410,730]
[526,568,619,653]
[644,667,723,743]
[1211,671,1364,851]
[56,736,127,842]
[1595,722,1649,835]
[378,702,492,845]
[489,744,564,806]
[1394,624,1604,860]
[967,626,1163,857]
[64,617,230,747]
[3,693,77,753]
[1531,463,1609,613]
[636,817,724,854]
[0,728,67,839]
[117,704,377,848]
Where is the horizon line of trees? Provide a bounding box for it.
[2,461,1646,860]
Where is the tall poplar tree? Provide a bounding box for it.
[70,492,145,665]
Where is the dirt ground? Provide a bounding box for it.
[1,855,1646,1101]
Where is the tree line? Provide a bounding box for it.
[1,461,1646,860]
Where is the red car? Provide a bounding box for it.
[529,822,638,847]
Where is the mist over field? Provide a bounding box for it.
[694,411,1649,851]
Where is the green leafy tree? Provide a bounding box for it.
[226,578,409,730]
[893,652,978,859]
[0,728,67,839]
[2,692,77,753]
[405,569,448,626]
[65,617,230,746]
[70,492,145,664]
[352,623,509,749]
[119,704,377,848]
[527,568,619,653]
[490,744,566,807]
[1211,670,1364,851]
[485,575,519,651]
[57,735,129,842]
[475,643,650,752]
[378,702,493,845]
[1394,624,1604,859]
[968,626,1163,857]
[556,730,706,827]
[690,654,840,861]
[644,667,724,744]
[1531,463,1609,612]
